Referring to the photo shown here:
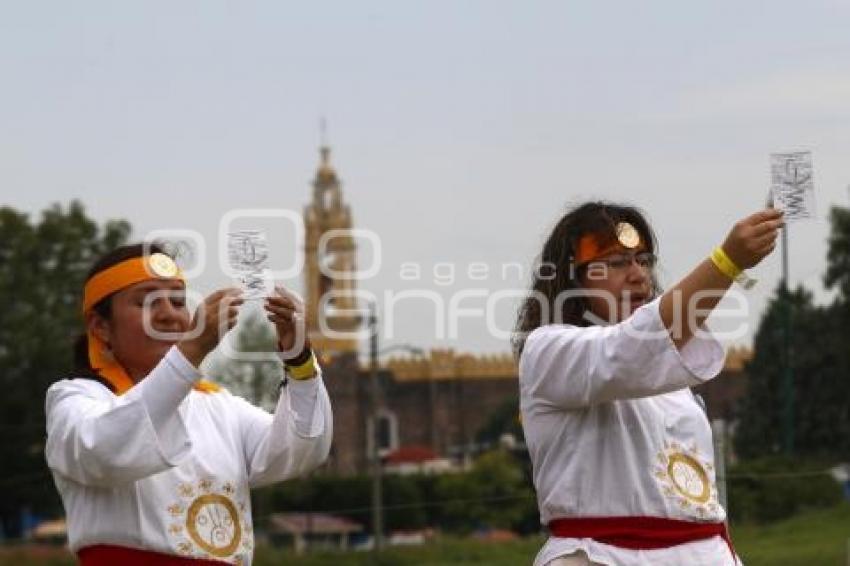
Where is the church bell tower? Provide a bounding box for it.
[303,144,361,355]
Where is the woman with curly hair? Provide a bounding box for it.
[515,202,782,565]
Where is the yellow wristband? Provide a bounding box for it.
[286,352,317,380]
[710,247,756,289]
[710,247,742,279]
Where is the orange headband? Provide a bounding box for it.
[575,222,644,265]
[82,254,219,395]
[83,253,185,314]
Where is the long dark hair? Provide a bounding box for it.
[512,201,659,358]
[72,243,170,375]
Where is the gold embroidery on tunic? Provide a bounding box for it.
[186,494,242,558]
[667,452,711,504]
[654,442,718,515]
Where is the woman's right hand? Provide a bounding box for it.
[661,207,784,349]
[720,208,785,270]
[177,288,244,368]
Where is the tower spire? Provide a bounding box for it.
[319,116,329,147]
[318,116,332,169]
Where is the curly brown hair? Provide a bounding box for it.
[512,201,660,358]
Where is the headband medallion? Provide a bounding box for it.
[616,222,641,249]
[148,253,180,278]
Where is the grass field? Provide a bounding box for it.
[732,503,850,566]
[2,503,848,565]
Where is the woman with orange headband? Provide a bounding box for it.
[514,202,783,566]
[45,244,332,565]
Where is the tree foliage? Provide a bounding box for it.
[433,450,535,533]
[726,456,842,523]
[735,206,850,460]
[259,450,538,535]
[825,205,850,301]
[0,202,129,536]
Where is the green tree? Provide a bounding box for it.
[734,285,800,458]
[735,205,850,460]
[726,456,842,523]
[0,202,129,537]
[434,450,535,533]
[825,205,850,302]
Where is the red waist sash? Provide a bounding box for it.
[78,544,227,566]
[548,516,736,560]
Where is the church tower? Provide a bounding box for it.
[304,144,361,355]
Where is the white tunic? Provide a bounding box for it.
[45,346,332,565]
[519,298,742,566]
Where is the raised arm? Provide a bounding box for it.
[46,346,199,486]
[660,208,783,348]
[520,298,725,409]
[45,288,242,487]
[520,208,781,409]
[235,284,332,487]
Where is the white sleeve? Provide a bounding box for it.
[519,298,725,409]
[236,368,332,488]
[44,346,198,487]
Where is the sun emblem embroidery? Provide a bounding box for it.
[166,477,253,563]
[187,494,241,556]
[654,442,720,518]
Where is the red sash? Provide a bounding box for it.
[78,544,227,565]
[548,516,736,560]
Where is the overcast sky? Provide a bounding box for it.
[3,1,850,359]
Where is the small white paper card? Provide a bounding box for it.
[769,151,815,221]
[227,230,274,300]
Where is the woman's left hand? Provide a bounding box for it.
[264,285,309,360]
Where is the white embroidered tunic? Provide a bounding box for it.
[519,298,741,566]
[45,346,332,565]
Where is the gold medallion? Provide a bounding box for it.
[667,452,711,504]
[654,443,718,517]
[616,222,641,249]
[186,494,242,557]
[148,253,180,278]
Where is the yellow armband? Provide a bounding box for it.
[285,352,318,380]
[710,247,756,289]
